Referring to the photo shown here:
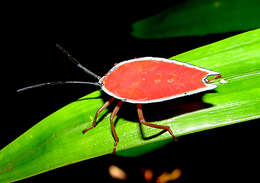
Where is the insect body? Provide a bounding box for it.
[100,57,220,103]
[19,44,222,154]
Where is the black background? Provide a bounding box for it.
[1,1,259,182]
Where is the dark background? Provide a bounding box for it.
[2,1,259,182]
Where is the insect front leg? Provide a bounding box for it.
[137,104,177,141]
[82,98,115,134]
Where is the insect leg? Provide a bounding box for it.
[137,104,177,141]
[110,101,123,154]
[82,98,115,134]
[205,74,222,83]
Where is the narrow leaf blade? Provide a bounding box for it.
[0,29,260,182]
[132,0,260,38]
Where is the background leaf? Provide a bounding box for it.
[0,29,260,182]
[132,0,260,39]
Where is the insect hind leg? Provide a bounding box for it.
[82,97,115,134]
[137,104,177,141]
[205,74,222,83]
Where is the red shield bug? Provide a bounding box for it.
[18,44,222,154]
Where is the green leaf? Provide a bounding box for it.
[1,29,260,182]
[132,0,260,39]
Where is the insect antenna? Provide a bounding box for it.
[17,44,103,92]
[17,81,100,92]
[56,43,101,80]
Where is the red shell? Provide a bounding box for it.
[100,57,219,103]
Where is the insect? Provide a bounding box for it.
[18,44,222,154]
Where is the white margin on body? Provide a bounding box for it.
[99,57,220,104]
